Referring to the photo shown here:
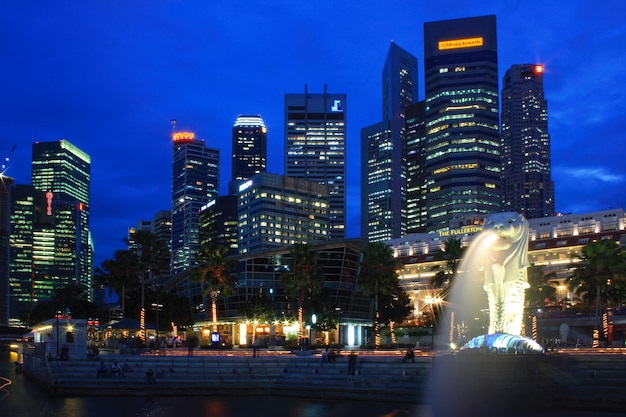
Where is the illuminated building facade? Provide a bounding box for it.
[0,176,13,325]
[30,140,92,302]
[236,172,330,255]
[388,208,626,331]
[171,131,219,275]
[232,115,267,183]
[164,239,372,347]
[285,85,346,240]
[405,101,427,234]
[361,42,417,242]
[423,15,501,232]
[501,64,554,219]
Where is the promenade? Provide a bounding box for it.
[20,346,626,413]
[24,348,429,403]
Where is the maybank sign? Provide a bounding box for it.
[438,37,483,50]
[439,225,482,237]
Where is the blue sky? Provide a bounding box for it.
[1,1,625,266]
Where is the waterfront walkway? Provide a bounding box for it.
[25,348,430,403]
[21,347,626,413]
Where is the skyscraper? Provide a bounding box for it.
[423,15,501,232]
[361,42,418,242]
[405,100,427,234]
[7,184,36,321]
[285,85,346,240]
[232,115,267,183]
[30,140,92,300]
[171,131,219,275]
[0,175,13,325]
[501,64,554,218]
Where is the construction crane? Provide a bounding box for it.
[0,145,16,176]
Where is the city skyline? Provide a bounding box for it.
[2,2,625,266]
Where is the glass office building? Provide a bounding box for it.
[30,140,92,301]
[361,42,418,242]
[501,64,554,219]
[171,131,219,275]
[285,85,346,240]
[423,15,501,232]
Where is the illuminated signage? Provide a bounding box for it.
[438,37,484,50]
[46,191,53,216]
[535,65,543,73]
[200,199,216,212]
[238,179,254,192]
[172,132,195,143]
[331,99,343,112]
[439,225,482,237]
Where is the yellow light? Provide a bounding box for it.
[172,132,196,143]
[438,37,484,50]
[535,65,543,73]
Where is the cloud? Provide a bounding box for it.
[560,167,624,183]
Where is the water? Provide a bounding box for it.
[0,351,421,417]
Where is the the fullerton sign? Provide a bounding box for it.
[439,225,482,237]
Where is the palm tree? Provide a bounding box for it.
[358,242,401,348]
[525,265,557,308]
[431,236,466,290]
[279,243,324,349]
[379,283,412,345]
[568,239,626,336]
[191,242,238,332]
[93,249,141,317]
[128,230,170,341]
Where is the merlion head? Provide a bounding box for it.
[482,212,530,268]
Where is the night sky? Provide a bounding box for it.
[1,1,625,267]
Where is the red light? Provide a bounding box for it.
[535,65,543,73]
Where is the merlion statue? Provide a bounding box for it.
[482,212,530,335]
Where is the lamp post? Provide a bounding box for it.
[55,310,61,358]
[151,302,163,340]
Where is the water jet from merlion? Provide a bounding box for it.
[443,211,544,354]
[427,212,547,417]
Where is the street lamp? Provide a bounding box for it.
[55,310,62,358]
[151,303,163,340]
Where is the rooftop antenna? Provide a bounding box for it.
[171,119,176,132]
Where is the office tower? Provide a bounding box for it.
[232,115,267,183]
[285,85,346,240]
[501,64,554,218]
[31,140,92,300]
[423,15,501,232]
[7,185,37,319]
[198,195,238,255]
[0,175,13,325]
[361,42,418,242]
[171,131,219,275]
[405,101,427,234]
[237,172,330,254]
